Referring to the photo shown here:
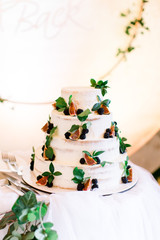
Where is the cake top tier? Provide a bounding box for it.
[61,87,103,110]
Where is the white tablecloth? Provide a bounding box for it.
[0,152,160,240]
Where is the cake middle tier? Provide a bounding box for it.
[49,137,120,165]
[51,109,113,139]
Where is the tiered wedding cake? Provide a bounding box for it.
[30,80,132,191]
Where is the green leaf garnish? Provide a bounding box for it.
[82,122,92,130]
[49,162,55,174]
[55,97,67,109]
[82,151,92,157]
[101,99,111,107]
[42,171,50,176]
[119,136,131,154]
[77,109,91,122]
[90,79,110,96]
[72,167,85,184]
[50,126,57,135]
[92,103,101,111]
[45,147,54,160]
[101,161,107,167]
[92,151,105,157]
[68,95,72,106]
[69,124,79,133]
[54,171,62,176]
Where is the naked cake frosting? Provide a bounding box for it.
[30,79,132,191]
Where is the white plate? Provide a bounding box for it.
[22,166,138,196]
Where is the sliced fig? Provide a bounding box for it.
[110,125,115,135]
[101,104,110,114]
[84,153,97,166]
[70,128,80,140]
[69,101,77,116]
[41,122,48,132]
[36,176,48,186]
[83,179,92,191]
[127,168,132,182]
[43,147,49,160]
[52,102,56,109]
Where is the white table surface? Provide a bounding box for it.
[0,152,160,240]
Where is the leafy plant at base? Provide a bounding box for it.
[90,79,110,96]
[92,95,111,111]
[119,137,131,154]
[42,162,62,184]
[0,191,58,240]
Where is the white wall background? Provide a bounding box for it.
[0,0,160,153]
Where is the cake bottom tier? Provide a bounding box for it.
[35,153,127,191]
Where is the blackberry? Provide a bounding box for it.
[80,158,85,164]
[48,122,54,129]
[120,148,125,154]
[121,176,128,184]
[42,145,45,151]
[37,175,42,180]
[56,106,60,110]
[115,132,118,137]
[77,183,84,191]
[47,129,50,134]
[92,179,98,184]
[104,132,110,138]
[50,154,55,161]
[127,165,131,170]
[97,107,104,115]
[91,184,99,190]
[109,135,113,138]
[65,132,71,139]
[46,182,53,188]
[30,161,34,171]
[80,134,86,140]
[82,128,89,134]
[95,157,100,164]
[77,109,83,115]
[106,128,111,133]
[41,152,44,157]
[63,108,70,115]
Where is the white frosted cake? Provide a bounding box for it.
[30,79,132,191]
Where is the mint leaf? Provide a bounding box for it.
[73,167,85,181]
[69,124,79,133]
[101,99,111,107]
[90,79,96,87]
[71,177,82,184]
[54,171,62,176]
[49,163,54,174]
[92,103,101,111]
[97,80,103,86]
[93,151,105,156]
[45,147,54,160]
[48,175,54,184]
[42,171,50,177]
[82,122,91,130]
[43,222,53,229]
[58,107,66,112]
[101,88,107,96]
[101,161,107,167]
[83,151,92,157]
[97,95,101,102]
[55,97,67,109]
[77,109,91,122]
[50,126,57,135]
[68,95,72,106]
